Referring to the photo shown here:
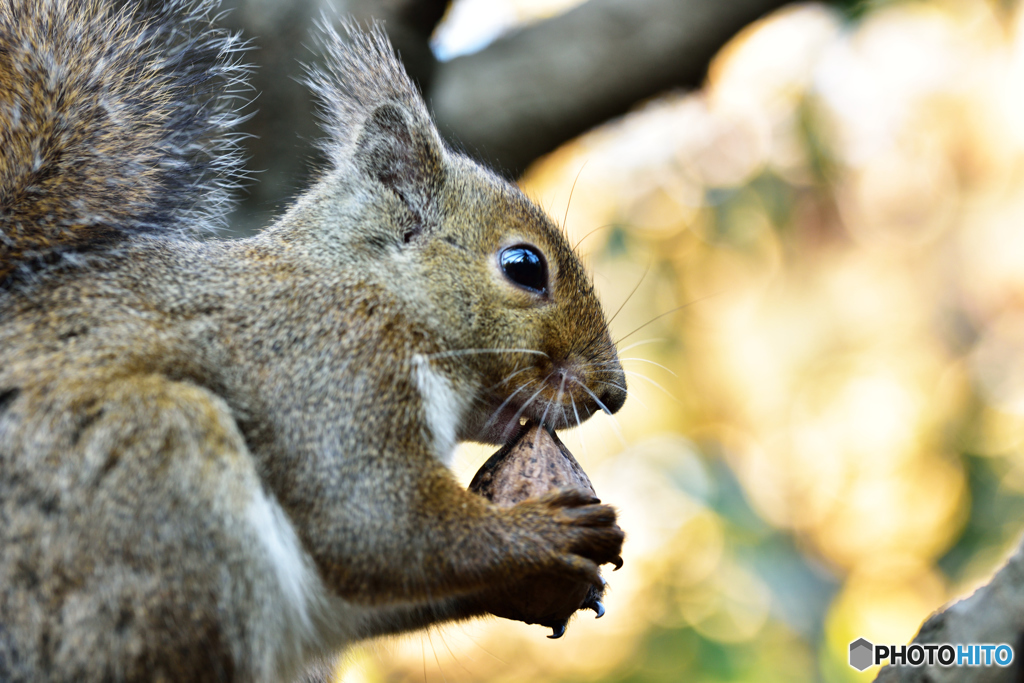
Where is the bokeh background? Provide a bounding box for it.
[230,0,1024,680]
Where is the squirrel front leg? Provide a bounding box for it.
[293,456,622,612]
[353,551,605,640]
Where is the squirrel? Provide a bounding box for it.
[0,0,628,681]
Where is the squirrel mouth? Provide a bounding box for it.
[473,390,600,446]
[477,400,534,445]
[468,362,623,445]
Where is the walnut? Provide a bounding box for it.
[468,422,609,638]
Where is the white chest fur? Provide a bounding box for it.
[246,489,322,679]
[412,355,465,464]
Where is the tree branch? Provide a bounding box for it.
[430,0,793,176]
[873,539,1024,682]
[221,0,795,233]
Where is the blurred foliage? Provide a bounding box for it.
[336,0,1024,681]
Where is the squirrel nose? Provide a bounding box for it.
[600,384,626,415]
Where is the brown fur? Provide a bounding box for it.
[0,2,627,681]
[0,0,248,285]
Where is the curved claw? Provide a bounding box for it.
[588,600,606,618]
[547,621,568,639]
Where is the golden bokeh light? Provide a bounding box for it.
[343,1,1024,680]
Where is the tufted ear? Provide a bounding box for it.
[354,103,444,240]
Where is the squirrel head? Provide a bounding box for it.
[287,23,626,445]
[421,154,628,444]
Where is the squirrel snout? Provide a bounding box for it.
[592,354,627,415]
[600,385,626,415]
[556,359,627,416]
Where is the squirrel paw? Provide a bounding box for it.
[510,487,625,586]
[582,583,606,618]
[547,620,569,639]
[540,588,606,638]
[473,489,622,631]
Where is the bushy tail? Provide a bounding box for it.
[0,0,249,284]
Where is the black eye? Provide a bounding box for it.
[500,245,548,294]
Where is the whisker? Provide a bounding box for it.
[562,161,588,235]
[486,365,532,391]
[538,373,568,434]
[555,373,567,408]
[467,636,509,666]
[569,392,590,461]
[572,222,616,252]
[568,377,612,416]
[616,338,667,354]
[537,397,553,435]
[591,378,646,408]
[421,637,427,683]
[426,630,449,683]
[569,377,625,445]
[622,369,678,402]
[586,355,678,385]
[591,378,627,394]
[619,357,678,377]
[418,348,549,361]
[503,376,552,440]
[437,628,474,674]
[480,379,538,435]
[607,260,650,327]
[614,293,723,345]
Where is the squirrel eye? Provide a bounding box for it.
[499,245,548,295]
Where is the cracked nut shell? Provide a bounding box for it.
[468,422,607,635]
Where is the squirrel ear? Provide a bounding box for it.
[354,103,444,235]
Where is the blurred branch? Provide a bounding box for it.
[221,0,794,233]
[431,0,793,176]
[874,539,1024,683]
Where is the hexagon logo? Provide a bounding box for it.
[850,638,874,671]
